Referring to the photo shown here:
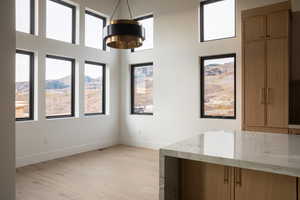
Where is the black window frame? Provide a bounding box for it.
[15,49,35,121]
[47,0,76,44]
[16,0,35,34]
[45,55,76,119]
[200,0,236,42]
[131,14,154,53]
[200,53,236,119]
[130,62,154,115]
[85,10,107,51]
[84,61,106,116]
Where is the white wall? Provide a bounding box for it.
[119,0,288,149]
[16,0,121,167]
[0,0,15,199]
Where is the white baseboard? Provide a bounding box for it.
[16,140,117,168]
[120,138,165,150]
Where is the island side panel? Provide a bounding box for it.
[160,154,180,200]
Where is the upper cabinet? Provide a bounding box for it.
[244,16,266,42]
[268,11,289,38]
[242,2,290,133]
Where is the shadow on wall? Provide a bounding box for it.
[290,11,300,124]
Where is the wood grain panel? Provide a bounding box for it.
[289,129,300,135]
[266,38,289,128]
[244,16,266,42]
[235,168,297,200]
[181,160,230,200]
[268,11,289,39]
[244,40,266,127]
[245,126,289,134]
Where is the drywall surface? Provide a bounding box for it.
[0,0,15,199]
[16,0,121,167]
[119,0,288,149]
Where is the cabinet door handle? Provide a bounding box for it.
[235,168,242,186]
[260,88,265,104]
[266,88,271,104]
[224,167,229,184]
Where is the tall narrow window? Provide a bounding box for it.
[200,0,235,42]
[16,0,34,34]
[132,15,154,52]
[16,50,34,121]
[85,10,106,50]
[131,63,154,115]
[46,0,76,43]
[84,61,106,115]
[45,55,75,118]
[200,54,236,119]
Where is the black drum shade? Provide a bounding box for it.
[103,19,146,49]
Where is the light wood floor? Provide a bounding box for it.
[16,145,159,200]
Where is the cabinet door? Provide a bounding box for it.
[298,178,300,200]
[181,160,231,200]
[268,11,289,39]
[266,38,289,128]
[244,16,266,42]
[235,168,297,200]
[244,41,266,127]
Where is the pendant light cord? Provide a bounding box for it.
[110,0,133,21]
[126,0,133,19]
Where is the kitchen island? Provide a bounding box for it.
[159,130,300,200]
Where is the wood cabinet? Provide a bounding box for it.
[242,2,290,133]
[289,129,300,135]
[180,160,297,200]
[180,160,231,200]
[235,168,297,200]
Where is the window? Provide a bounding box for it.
[131,63,154,115]
[84,61,106,115]
[200,54,236,119]
[16,50,34,121]
[16,0,34,34]
[132,15,154,52]
[85,10,106,50]
[46,0,76,43]
[200,0,235,42]
[45,55,75,118]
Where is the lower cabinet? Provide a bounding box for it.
[181,160,231,200]
[180,160,297,200]
[235,168,297,200]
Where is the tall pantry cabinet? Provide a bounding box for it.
[242,2,290,133]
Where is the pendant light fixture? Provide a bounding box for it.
[103,0,145,49]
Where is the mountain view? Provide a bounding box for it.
[134,66,153,114]
[16,75,103,118]
[203,61,235,117]
[16,81,30,119]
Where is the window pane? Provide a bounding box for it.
[46,0,74,43]
[85,12,105,49]
[84,63,104,114]
[202,56,235,118]
[134,16,154,51]
[132,64,153,114]
[16,0,32,33]
[202,0,235,41]
[16,53,32,119]
[46,57,73,117]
